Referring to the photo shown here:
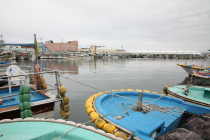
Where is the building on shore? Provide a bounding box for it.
[45,40,78,52]
[79,45,125,55]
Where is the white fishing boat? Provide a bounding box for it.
[49,54,57,59]
[40,54,50,59]
[56,54,64,59]
[177,63,210,75]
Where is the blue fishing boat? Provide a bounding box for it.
[85,90,210,140]
[0,118,120,140]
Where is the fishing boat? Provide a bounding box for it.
[85,90,210,140]
[167,85,210,107]
[57,53,64,59]
[0,64,64,120]
[40,54,50,59]
[0,52,17,76]
[0,54,9,62]
[177,63,210,75]
[49,54,57,59]
[0,118,120,140]
[193,71,210,85]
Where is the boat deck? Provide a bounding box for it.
[95,92,210,139]
[0,86,47,110]
[168,85,210,104]
[0,121,112,140]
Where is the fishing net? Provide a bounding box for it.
[181,113,210,140]
[155,128,203,140]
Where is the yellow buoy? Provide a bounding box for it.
[111,90,118,92]
[127,89,134,91]
[63,111,70,119]
[85,102,93,109]
[161,93,166,96]
[59,86,67,95]
[42,83,47,89]
[93,94,98,98]
[103,123,116,134]
[144,90,150,93]
[90,112,99,122]
[115,132,128,140]
[162,91,167,94]
[86,107,95,115]
[89,96,95,100]
[86,99,93,103]
[95,118,106,129]
[60,103,64,110]
[30,75,35,78]
[136,89,142,92]
[30,79,35,84]
[152,92,159,94]
[119,89,125,91]
[98,92,104,95]
[64,105,69,112]
[63,96,69,105]
[163,86,168,92]
[60,110,64,117]
[41,77,46,82]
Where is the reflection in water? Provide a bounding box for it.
[40,59,79,75]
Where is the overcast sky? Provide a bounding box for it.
[1,0,210,51]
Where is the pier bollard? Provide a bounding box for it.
[137,92,143,111]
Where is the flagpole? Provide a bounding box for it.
[34,34,38,64]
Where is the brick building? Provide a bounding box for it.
[46,40,78,52]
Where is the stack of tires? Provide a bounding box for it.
[59,86,70,119]
[19,85,32,118]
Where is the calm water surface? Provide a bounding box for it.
[17,58,210,127]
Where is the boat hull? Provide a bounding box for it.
[180,66,199,74]
[0,102,55,120]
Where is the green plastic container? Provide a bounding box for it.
[23,94,31,102]
[19,86,24,95]
[24,110,32,118]
[19,95,23,102]
[23,85,31,94]
[23,101,31,110]
[20,111,25,119]
[19,103,24,111]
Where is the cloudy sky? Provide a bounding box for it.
[0,0,210,51]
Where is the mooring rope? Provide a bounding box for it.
[60,75,106,92]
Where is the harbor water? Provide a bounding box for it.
[16,57,210,127]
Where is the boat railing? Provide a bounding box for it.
[0,65,63,103]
